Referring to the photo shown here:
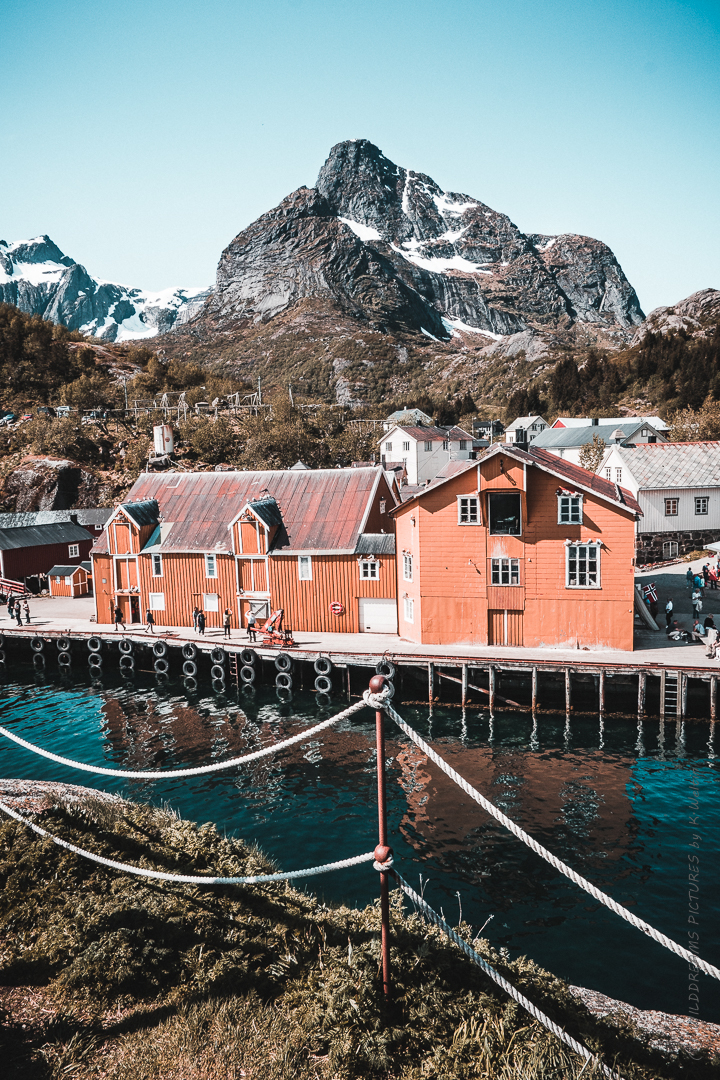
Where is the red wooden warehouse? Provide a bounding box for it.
[91,467,397,632]
[0,522,94,584]
[392,444,642,650]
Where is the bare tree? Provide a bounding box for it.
[579,433,606,473]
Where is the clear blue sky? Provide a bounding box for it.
[2,0,718,313]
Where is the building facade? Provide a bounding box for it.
[0,522,94,584]
[504,415,548,448]
[91,468,398,633]
[380,424,478,485]
[392,445,641,651]
[531,419,666,468]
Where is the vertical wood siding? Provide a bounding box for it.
[269,554,396,633]
[3,539,93,580]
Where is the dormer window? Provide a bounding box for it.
[557,493,582,525]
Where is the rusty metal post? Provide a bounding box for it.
[369,673,392,1000]
[637,671,646,717]
[488,665,495,712]
[711,676,717,722]
[461,664,468,708]
[531,666,538,714]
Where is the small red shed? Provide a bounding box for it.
[48,563,91,597]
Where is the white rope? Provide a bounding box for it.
[0,798,374,884]
[0,697,368,780]
[389,865,623,1080]
[364,690,720,983]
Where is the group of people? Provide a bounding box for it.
[5,596,30,624]
[112,602,261,640]
[664,565,720,656]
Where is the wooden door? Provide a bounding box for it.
[488,609,523,646]
[507,610,523,646]
[488,609,504,645]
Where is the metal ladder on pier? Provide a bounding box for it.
[660,671,679,717]
[228,651,239,686]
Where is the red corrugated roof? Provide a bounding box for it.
[92,468,392,555]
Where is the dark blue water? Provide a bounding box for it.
[0,666,718,1021]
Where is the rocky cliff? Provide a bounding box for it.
[195,139,644,344]
[630,288,720,345]
[0,236,210,342]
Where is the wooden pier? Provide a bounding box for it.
[1,625,719,719]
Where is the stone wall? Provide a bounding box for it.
[636,529,720,565]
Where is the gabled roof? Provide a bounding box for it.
[385,408,433,425]
[380,424,450,443]
[48,564,87,577]
[0,522,93,551]
[246,497,284,528]
[354,533,396,556]
[0,508,111,529]
[552,415,670,432]
[93,468,394,556]
[120,499,160,527]
[445,426,475,441]
[390,446,641,516]
[505,415,547,431]
[532,420,662,450]
[619,441,720,490]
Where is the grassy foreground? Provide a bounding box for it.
[0,796,711,1079]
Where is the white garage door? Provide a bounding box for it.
[359,597,398,633]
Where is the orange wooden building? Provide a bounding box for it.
[91,468,397,632]
[48,561,91,597]
[392,444,642,650]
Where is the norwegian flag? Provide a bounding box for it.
[643,582,658,602]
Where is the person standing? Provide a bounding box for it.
[686,566,694,591]
[114,604,126,631]
[694,572,705,597]
[691,589,702,619]
[23,600,30,624]
[197,610,205,635]
[192,605,199,631]
[246,609,257,642]
[15,603,22,626]
[145,608,155,634]
[223,607,232,639]
[665,597,674,627]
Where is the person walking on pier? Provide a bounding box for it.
[197,610,205,635]
[23,600,30,624]
[246,609,257,642]
[114,604,126,632]
[15,603,22,626]
[145,608,155,634]
[686,566,694,591]
[665,597,674,627]
[223,607,232,639]
[192,605,199,631]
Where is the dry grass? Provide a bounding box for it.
[0,796,713,1080]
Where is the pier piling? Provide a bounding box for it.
[564,668,571,713]
[488,665,496,712]
[711,676,717,721]
[461,664,468,708]
[531,667,538,714]
[637,672,646,717]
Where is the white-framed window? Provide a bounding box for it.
[152,553,163,577]
[566,542,601,588]
[695,497,709,515]
[442,439,449,450]
[665,498,678,516]
[459,440,468,450]
[531,423,537,431]
[458,496,479,524]
[298,555,312,580]
[95,524,103,531]
[403,596,414,623]
[605,467,611,480]
[360,559,378,579]
[203,592,219,612]
[68,544,79,558]
[491,558,520,585]
[385,442,392,451]
[424,440,432,451]
[641,428,649,437]
[615,468,622,483]
[54,575,61,583]
[205,553,217,578]
[558,494,582,525]
[64,575,72,585]
[516,428,524,441]
[663,541,679,559]
[403,553,413,581]
[402,441,410,452]
[149,592,165,610]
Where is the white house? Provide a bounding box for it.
[504,415,548,447]
[597,441,720,564]
[379,424,477,485]
[551,415,670,434]
[531,419,666,468]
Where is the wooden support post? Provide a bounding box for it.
[531,667,538,714]
[565,668,571,713]
[488,665,495,712]
[428,662,435,706]
[369,674,392,1001]
[679,673,687,718]
[637,671,646,717]
[461,664,468,708]
[599,669,605,714]
[347,665,351,703]
[660,670,666,718]
[711,676,717,722]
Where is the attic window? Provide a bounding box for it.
[298,555,312,580]
[557,492,582,525]
[205,553,217,578]
[379,499,386,514]
[458,496,479,524]
[424,441,432,451]
[360,559,378,579]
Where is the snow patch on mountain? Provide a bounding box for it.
[0,235,211,342]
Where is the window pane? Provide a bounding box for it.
[511,559,519,584]
[489,493,521,535]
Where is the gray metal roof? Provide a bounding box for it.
[247,497,284,527]
[621,442,720,489]
[48,564,87,577]
[505,415,547,431]
[0,522,93,551]
[0,508,111,529]
[532,421,652,449]
[354,533,396,555]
